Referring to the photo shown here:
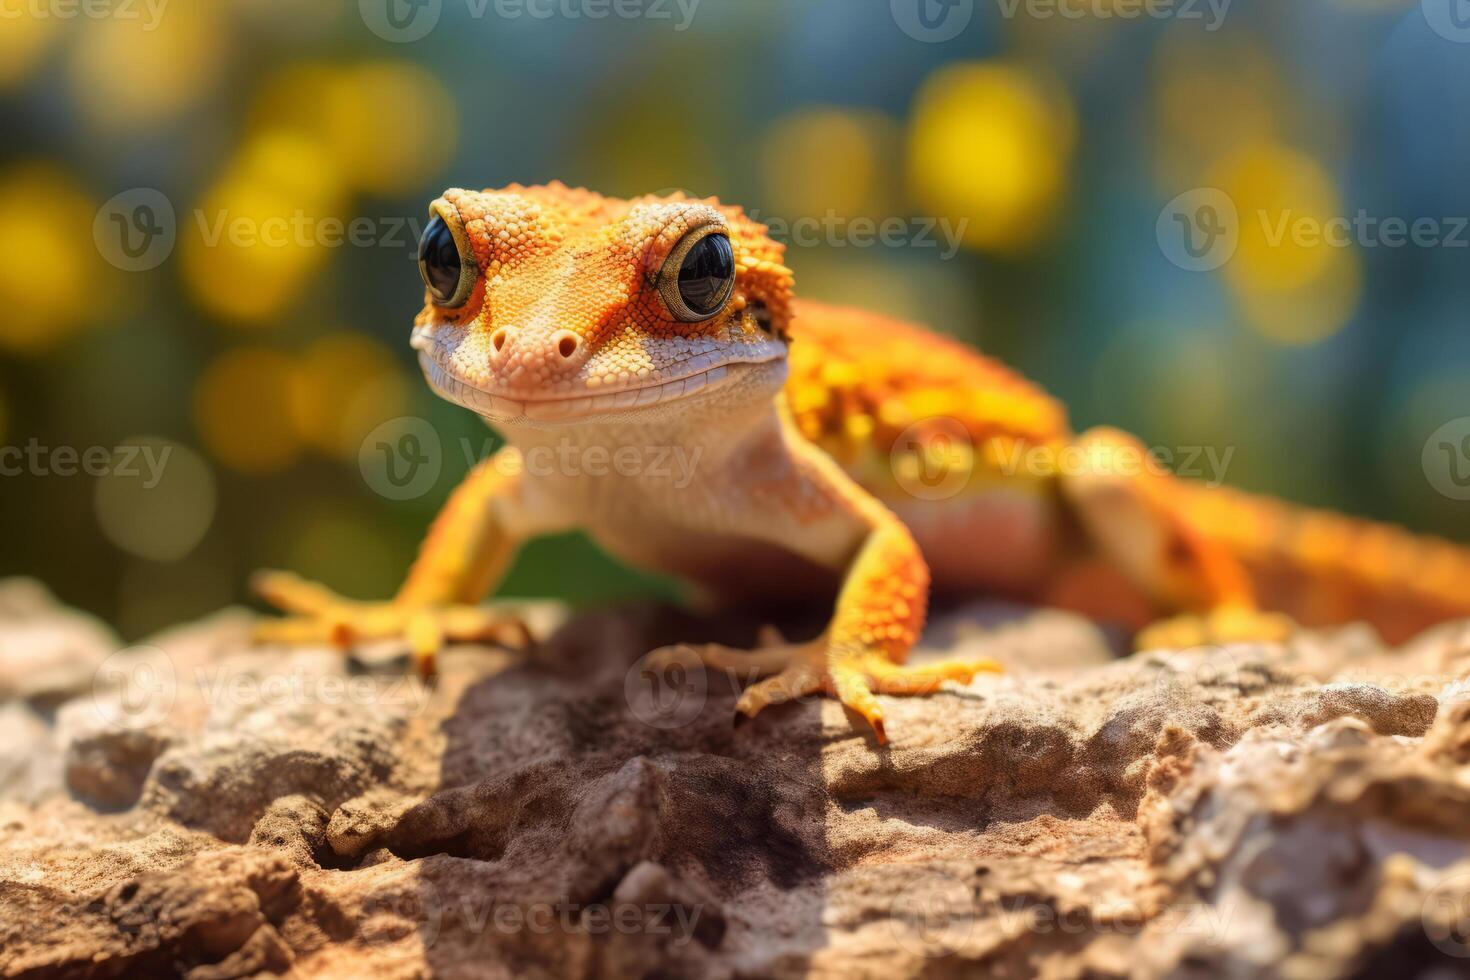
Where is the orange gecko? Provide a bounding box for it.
[254,184,1470,744]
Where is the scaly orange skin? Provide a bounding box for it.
[255,184,1470,746]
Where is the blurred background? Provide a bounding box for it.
[1,0,1466,638]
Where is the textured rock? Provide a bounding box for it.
[3,584,1470,977]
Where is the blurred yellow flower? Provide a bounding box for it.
[182,131,348,324]
[194,347,303,473]
[908,61,1075,253]
[67,2,226,131]
[0,165,110,353]
[290,332,411,460]
[1209,143,1362,345]
[760,109,900,220]
[0,1,62,88]
[248,60,459,196]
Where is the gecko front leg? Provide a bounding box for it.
[253,452,534,677]
[651,437,1001,745]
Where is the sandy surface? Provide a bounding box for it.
[4,576,1470,978]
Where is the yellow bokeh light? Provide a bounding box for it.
[247,60,458,197]
[94,438,217,562]
[194,347,303,473]
[67,2,226,130]
[1213,144,1341,291]
[0,2,62,88]
[0,164,108,353]
[760,109,900,220]
[908,62,1075,254]
[1209,143,1361,345]
[290,332,411,460]
[182,131,347,323]
[1232,250,1362,347]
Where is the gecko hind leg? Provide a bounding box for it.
[1059,427,1298,651]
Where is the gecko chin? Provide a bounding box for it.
[417,348,788,426]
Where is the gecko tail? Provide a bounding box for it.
[1176,483,1470,645]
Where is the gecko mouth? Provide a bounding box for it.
[415,347,787,423]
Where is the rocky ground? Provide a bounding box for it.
[4,576,1470,978]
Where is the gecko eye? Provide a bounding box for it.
[658,227,735,322]
[418,212,476,308]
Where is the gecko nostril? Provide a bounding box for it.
[491,329,509,353]
[552,330,581,361]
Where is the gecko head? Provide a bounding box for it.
[410,183,794,427]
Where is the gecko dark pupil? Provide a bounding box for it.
[677,233,734,316]
[418,216,462,304]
